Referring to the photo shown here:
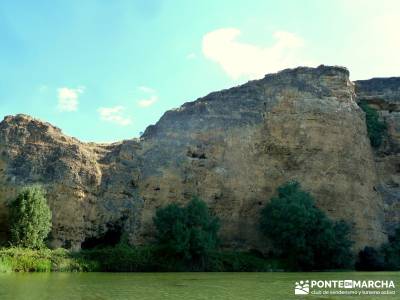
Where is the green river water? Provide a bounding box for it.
[0,272,398,300]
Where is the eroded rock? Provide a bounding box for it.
[0,65,395,251]
[355,77,400,236]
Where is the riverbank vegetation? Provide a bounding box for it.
[0,187,280,272]
[356,228,400,271]
[260,181,354,271]
[0,247,96,272]
[1,183,399,272]
[0,245,281,273]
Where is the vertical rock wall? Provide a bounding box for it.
[0,66,392,250]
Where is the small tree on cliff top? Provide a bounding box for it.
[9,186,52,249]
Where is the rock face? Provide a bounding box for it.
[0,115,143,249]
[0,65,395,251]
[355,78,400,236]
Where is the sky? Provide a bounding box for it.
[0,0,399,142]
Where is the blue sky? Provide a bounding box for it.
[1,0,399,142]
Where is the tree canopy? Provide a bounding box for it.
[153,197,219,267]
[9,186,52,249]
[260,181,353,270]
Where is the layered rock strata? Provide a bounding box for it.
[0,65,395,251]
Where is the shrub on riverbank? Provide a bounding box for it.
[260,181,354,271]
[0,245,279,273]
[356,227,400,271]
[77,243,279,272]
[355,246,385,271]
[153,197,220,269]
[382,227,400,270]
[0,195,280,273]
[77,244,159,272]
[0,247,98,272]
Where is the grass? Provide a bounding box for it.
[77,244,160,272]
[0,257,13,273]
[0,245,283,273]
[77,244,284,272]
[0,247,98,272]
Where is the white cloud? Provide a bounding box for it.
[333,0,400,79]
[137,95,158,107]
[98,106,132,126]
[367,12,400,76]
[57,86,84,112]
[202,28,308,79]
[186,52,197,60]
[375,14,400,49]
[136,86,158,107]
[138,86,156,94]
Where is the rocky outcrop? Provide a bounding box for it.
[355,78,400,235]
[0,115,143,249]
[0,65,394,251]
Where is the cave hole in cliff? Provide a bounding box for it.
[81,223,123,249]
[187,149,207,159]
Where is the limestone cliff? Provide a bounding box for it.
[0,115,143,249]
[355,77,400,235]
[0,65,395,251]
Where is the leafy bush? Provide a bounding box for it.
[0,237,284,272]
[0,247,96,272]
[356,227,400,271]
[0,257,13,273]
[78,242,281,272]
[381,227,400,270]
[359,101,387,148]
[153,197,219,269]
[9,186,52,249]
[355,246,385,271]
[260,181,354,270]
[78,244,158,272]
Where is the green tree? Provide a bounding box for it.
[260,181,353,270]
[381,227,400,270]
[9,186,52,249]
[359,101,387,148]
[153,197,219,267]
[355,246,385,271]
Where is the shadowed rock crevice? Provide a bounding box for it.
[81,223,123,249]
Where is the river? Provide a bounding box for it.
[0,272,399,299]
